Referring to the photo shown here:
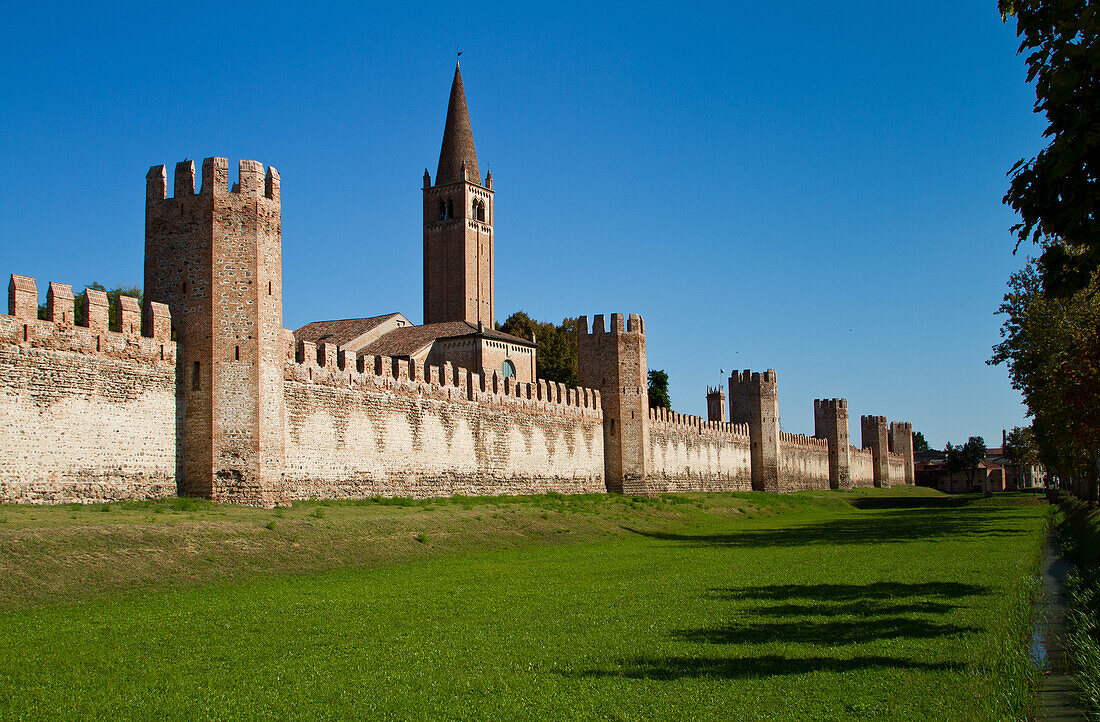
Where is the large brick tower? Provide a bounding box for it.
[814,398,851,490]
[578,313,649,494]
[729,370,780,492]
[890,421,915,485]
[145,157,285,505]
[423,63,495,326]
[861,415,890,488]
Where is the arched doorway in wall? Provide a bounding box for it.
[501,359,516,379]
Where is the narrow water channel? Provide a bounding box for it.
[1032,535,1085,720]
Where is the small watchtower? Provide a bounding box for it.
[145,157,284,506]
[706,386,726,422]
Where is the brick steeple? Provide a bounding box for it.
[435,63,480,186]
[423,62,495,327]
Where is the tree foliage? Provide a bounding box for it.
[990,261,1100,500]
[1003,425,1041,467]
[1001,0,1100,295]
[912,431,930,453]
[647,369,671,411]
[945,437,988,487]
[36,283,142,333]
[498,311,579,387]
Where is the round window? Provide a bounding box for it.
[501,359,516,379]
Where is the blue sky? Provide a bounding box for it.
[0,2,1045,448]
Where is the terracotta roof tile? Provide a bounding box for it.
[359,321,535,358]
[294,314,402,347]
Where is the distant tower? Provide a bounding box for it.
[578,313,649,494]
[423,63,494,326]
[706,386,726,422]
[145,157,285,506]
[861,415,890,488]
[814,398,851,490]
[890,421,915,485]
[729,370,780,493]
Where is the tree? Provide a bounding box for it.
[1004,425,1041,468]
[990,262,1100,501]
[945,437,988,490]
[1000,1,1100,295]
[36,283,142,333]
[912,431,930,453]
[498,311,579,387]
[647,369,671,411]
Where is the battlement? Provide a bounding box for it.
[730,369,778,386]
[861,415,887,424]
[814,398,848,412]
[706,386,725,397]
[3,273,174,363]
[781,432,829,450]
[285,340,602,422]
[648,405,750,441]
[889,421,913,432]
[146,157,280,203]
[578,313,645,336]
[849,444,874,456]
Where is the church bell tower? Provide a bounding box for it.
[423,63,495,327]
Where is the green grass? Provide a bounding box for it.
[0,488,1047,720]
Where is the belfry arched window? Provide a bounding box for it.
[472,199,486,222]
[501,359,516,379]
[438,200,446,220]
[446,199,454,219]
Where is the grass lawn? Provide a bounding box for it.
[0,488,1047,720]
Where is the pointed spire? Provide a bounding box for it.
[435,63,480,186]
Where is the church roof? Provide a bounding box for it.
[294,313,405,347]
[359,320,535,359]
[435,63,481,186]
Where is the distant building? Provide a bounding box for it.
[914,430,1046,492]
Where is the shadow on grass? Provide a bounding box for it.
[674,617,974,646]
[753,600,956,617]
[709,581,988,602]
[624,504,1024,548]
[574,654,965,680]
[846,496,979,510]
[568,580,987,681]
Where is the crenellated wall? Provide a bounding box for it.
[0,278,178,504]
[849,446,875,488]
[280,343,605,500]
[887,452,907,487]
[778,432,831,491]
[645,407,752,492]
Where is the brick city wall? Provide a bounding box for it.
[778,432,831,491]
[645,407,752,492]
[887,452,907,486]
[280,343,605,499]
[849,446,875,487]
[0,282,178,504]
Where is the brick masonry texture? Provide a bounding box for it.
[778,433,831,492]
[0,310,177,504]
[849,446,876,488]
[281,352,604,499]
[646,408,752,492]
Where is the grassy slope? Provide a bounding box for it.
[0,489,1047,720]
